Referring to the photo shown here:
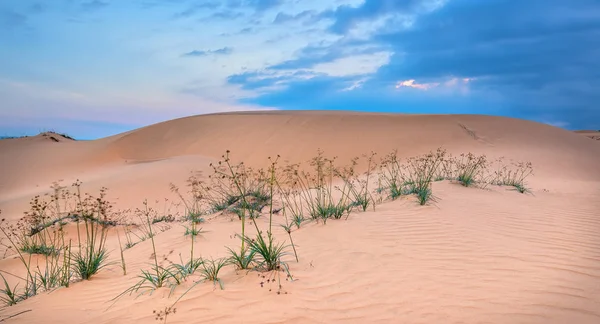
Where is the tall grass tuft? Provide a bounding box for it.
[198,257,228,290]
[283,150,352,224]
[337,152,378,213]
[113,201,182,302]
[491,159,534,193]
[455,153,489,187]
[71,182,114,280]
[211,150,258,270]
[403,148,447,205]
[0,181,117,306]
[377,150,406,200]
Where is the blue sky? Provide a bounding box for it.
[1,0,599,139]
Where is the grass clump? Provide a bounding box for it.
[216,153,296,283]
[211,150,257,270]
[337,152,378,213]
[121,201,181,295]
[491,159,534,193]
[205,160,271,217]
[197,257,228,290]
[377,148,446,205]
[455,153,489,187]
[0,273,23,306]
[282,150,352,224]
[242,233,289,272]
[71,183,115,280]
[377,150,406,200]
[0,181,117,306]
[402,148,447,205]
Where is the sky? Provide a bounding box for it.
[0,0,599,139]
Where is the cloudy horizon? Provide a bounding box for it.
[1,0,599,139]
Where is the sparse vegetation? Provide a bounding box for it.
[115,200,182,299]
[0,181,118,306]
[455,153,489,187]
[197,257,228,290]
[491,159,534,193]
[402,149,447,205]
[154,306,177,324]
[0,147,535,309]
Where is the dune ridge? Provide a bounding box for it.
[0,111,599,323]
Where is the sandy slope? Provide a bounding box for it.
[575,130,600,141]
[1,111,599,323]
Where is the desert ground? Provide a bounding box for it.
[575,130,600,141]
[0,111,599,324]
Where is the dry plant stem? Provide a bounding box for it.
[363,152,377,211]
[268,156,279,236]
[282,207,299,262]
[219,151,263,253]
[0,225,35,299]
[144,200,161,284]
[116,229,127,276]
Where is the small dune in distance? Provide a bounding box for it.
[0,111,599,324]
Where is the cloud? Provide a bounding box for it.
[0,10,27,29]
[320,0,444,34]
[223,0,600,130]
[173,0,281,19]
[369,0,600,121]
[395,79,437,90]
[2,0,598,139]
[395,77,474,91]
[273,10,318,24]
[80,0,109,11]
[172,1,220,19]
[269,39,388,70]
[182,47,234,57]
[29,3,45,14]
[543,120,570,129]
[227,0,283,12]
[209,10,245,20]
[0,77,277,137]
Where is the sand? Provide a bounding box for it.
[575,130,600,141]
[0,111,599,323]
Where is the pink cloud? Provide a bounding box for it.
[395,77,476,92]
[395,79,439,90]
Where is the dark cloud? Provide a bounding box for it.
[370,0,600,125]
[227,0,600,129]
[182,47,233,57]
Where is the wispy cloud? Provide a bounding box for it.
[395,77,474,91]
[172,2,220,19]
[182,47,234,57]
[80,0,109,11]
[0,9,27,29]
[234,0,284,12]
[273,10,318,24]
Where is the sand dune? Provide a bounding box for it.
[575,130,600,141]
[1,111,599,323]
